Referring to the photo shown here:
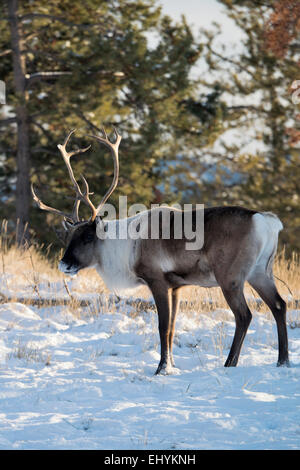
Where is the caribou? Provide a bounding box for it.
[32,127,289,374]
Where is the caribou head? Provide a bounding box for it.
[31,127,122,275]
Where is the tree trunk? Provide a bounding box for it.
[8,0,31,246]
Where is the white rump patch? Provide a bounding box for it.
[250,212,283,276]
[260,212,283,232]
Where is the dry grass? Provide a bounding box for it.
[0,220,107,306]
[7,339,52,365]
[0,219,299,316]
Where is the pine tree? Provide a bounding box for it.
[0,0,202,248]
[179,0,300,253]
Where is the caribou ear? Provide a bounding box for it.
[62,218,75,232]
[95,216,106,240]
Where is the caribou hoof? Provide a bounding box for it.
[277,359,290,368]
[155,362,179,375]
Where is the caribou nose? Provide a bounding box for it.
[58,260,69,273]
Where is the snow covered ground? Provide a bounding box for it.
[0,276,300,450]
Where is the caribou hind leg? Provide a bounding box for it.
[220,280,252,367]
[169,287,182,367]
[248,272,289,367]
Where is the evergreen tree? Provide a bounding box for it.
[0,0,202,248]
[178,0,300,253]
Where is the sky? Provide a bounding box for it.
[157,0,246,80]
[158,1,265,156]
[158,0,244,46]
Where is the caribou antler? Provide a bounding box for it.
[31,129,92,223]
[89,127,122,215]
[31,127,122,225]
[56,129,96,221]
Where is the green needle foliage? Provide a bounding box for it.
[0,0,205,249]
[174,0,300,253]
[1,0,298,255]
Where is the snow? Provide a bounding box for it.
[0,279,300,450]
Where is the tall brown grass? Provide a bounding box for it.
[0,219,299,315]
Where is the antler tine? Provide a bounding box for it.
[57,130,97,221]
[70,195,81,223]
[31,183,73,220]
[63,128,76,147]
[101,127,108,140]
[60,129,92,159]
[78,174,97,221]
[60,129,92,158]
[88,127,122,214]
[113,126,122,145]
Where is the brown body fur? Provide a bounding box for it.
[60,205,289,374]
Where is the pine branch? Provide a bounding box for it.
[0,49,12,57]
[207,45,258,81]
[227,105,266,114]
[0,116,17,127]
[74,110,103,133]
[0,111,50,129]
[31,120,56,144]
[74,109,127,134]
[24,45,68,66]
[19,13,105,31]
[25,71,72,87]
[31,146,60,156]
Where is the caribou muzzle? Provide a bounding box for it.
[58,260,80,275]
